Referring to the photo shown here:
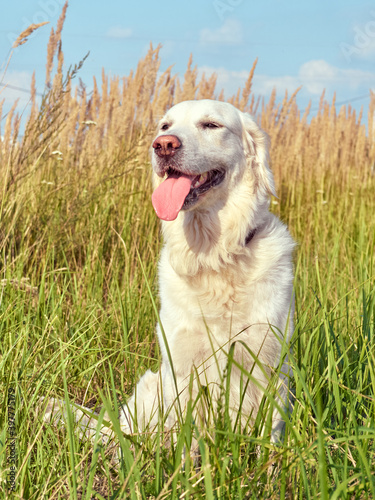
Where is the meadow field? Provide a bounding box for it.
[0,16,374,499]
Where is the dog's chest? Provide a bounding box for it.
[161,256,254,323]
[189,269,247,313]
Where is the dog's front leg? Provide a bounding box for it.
[119,365,176,434]
[42,397,114,444]
[270,362,293,444]
[119,359,191,436]
[119,369,160,433]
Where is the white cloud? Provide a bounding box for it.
[198,60,375,99]
[298,60,375,94]
[200,19,243,45]
[199,66,247,86]
[253,74,300,96]
[106,26,133,39]
[198,65,299,98]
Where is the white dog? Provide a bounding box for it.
[44,99,295,444]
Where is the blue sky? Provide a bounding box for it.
[1,0,374,124]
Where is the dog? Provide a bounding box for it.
[44,99,295,445]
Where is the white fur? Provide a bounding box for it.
[43,99,295,444]
[121,100,295,441]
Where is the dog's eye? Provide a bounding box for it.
[160,123,169,131]
[202,122,220,129]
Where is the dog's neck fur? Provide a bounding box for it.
[161,191,270,278]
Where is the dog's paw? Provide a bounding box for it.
[119,404,134,434]
[40,397,67,425]
[40,397,115,446]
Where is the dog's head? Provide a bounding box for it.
[151,99,275,222]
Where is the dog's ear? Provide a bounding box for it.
[240,112,276,197]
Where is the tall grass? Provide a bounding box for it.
[0,8,374,499]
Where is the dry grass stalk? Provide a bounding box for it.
[151,67,176,120]
[45,27,56,86]
[369,91,375,165]
[45,1,68,86]
[239,57,258,112]
[3,100,19,149]
[217,89,225,101]
[196,72,217,100]
[30,71,37,116]
[228,88,241,108]
[175,54,198,103]
[12,22,49,49]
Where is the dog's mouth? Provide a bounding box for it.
[152,167,225,221]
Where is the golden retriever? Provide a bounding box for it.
[44,99,295,444]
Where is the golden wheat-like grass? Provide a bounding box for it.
[1,8,374,198]
[45,1,68,86]
[12,22,49,49]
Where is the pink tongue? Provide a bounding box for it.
[152,174,193,221]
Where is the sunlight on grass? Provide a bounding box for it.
[0,5,374,499]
